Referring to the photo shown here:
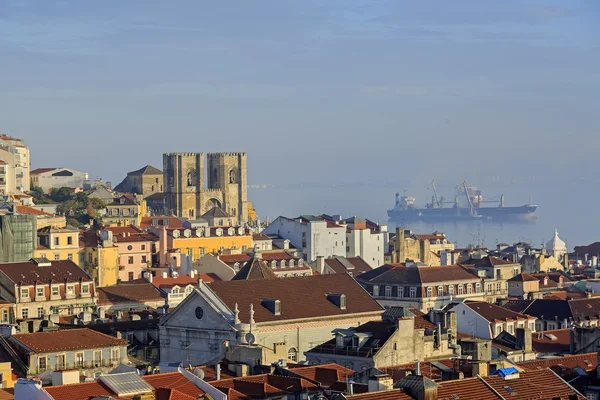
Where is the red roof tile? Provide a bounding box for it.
[347,389,413,400]
[464,301,533,322]
[0,259,92,285]
[96,283,164,305]
[16,205,53,216]
[11,328,126,353]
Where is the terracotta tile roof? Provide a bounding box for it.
[325,256,372,276]
[0,389,12,400]
[155,388,196,400]
[288,363,355,387]
[252,233,271,241]
[464,301,533,322]
[97,283,164,305]
[531,329,574,354]
[11,328,126,353]
[43,380,114,400]
[151,273,218,291]
[500,300,533,313]
[219,254,252,264]
[212,374,318,396]
[208,274,383,323]
[231,257,278,281]
[357,264,479,285]
[0,259,92,285]
[15,205,53,216]
[460,256,518,267]
[129,165,163,175]
[437,376,499,400]
[144,372,205,397]
[545,291,600,300]
[201,206,229,218]
[508,272,539,282]
[414,234,446,241]
[482,368,585,399]
[30,168,57,175]
[347,389,413,400]
[260,251,297,262]
[519,352,597,372]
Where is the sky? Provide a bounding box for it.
[1,0,599,188]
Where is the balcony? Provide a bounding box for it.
[34,359,120,374]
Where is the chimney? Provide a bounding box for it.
[316,256,326,274]
[162,271,168,279]
[515,328,532,353]
[415,360,420,376]
[51,370,79,386]
[216,363,221,381]
[144,271,153,283]
[190,269,196,279]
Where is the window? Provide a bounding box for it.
[385,286,392,297]
[529,322,535,331]
[54,253,60,260]
[67,236,73,246]
[21,288,28,298]
[475,283,481,293]
[398,286,404,297]
[467,284,472,294]
[1,309,7,323]
[495,325,501,337]
[426,287,433,297]
[287,347,298,362]
[21,308,28,319]
[373,286,379,296]
[199,247,206,257]
[187,248,192,257]
[496,282,502,294]
[54,237,59,246]
[409,287,417,298]
[36,287,44,297]
[437,285,444,297]
[76,352,84,367]
[508,325,514,334]
[67,253,73,261]
[82,284,89,294]
[141,255,147,264]
[94,350,102,365]
[513,268,519,276]
[38,356,47,371]
[52,286,59,296]
[487,283,492,295]
[458,285,464,295]
[88,253,93,263]
[128,272,134,281]
[141,244,146,251]
[37,307,44,318]
[112,349,120,362]
[56,354,66,370]
[66,285,74,295]
[448,285,454,296]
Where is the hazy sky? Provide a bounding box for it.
[1,0,599,187]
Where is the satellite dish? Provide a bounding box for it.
[245,332,256,345]
[193,368,205,380]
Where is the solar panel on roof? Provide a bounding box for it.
[99,372,154,396]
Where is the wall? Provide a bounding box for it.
[114,240,153,281]
[13,279,95,319]
[194,254,236,281]
[32,169,88,192]
[452,302,494,339]
[346,229,384,268]
[82,246,119,287]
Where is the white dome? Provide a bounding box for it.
[546,229,567,253]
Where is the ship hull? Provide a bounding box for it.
[387,205,537,222]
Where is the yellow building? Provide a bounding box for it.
[80,229,120,287]
[35,226,81,266]
[157,226,253,266]
[104,194,148,227]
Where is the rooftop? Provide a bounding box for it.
[324,256,373,276]
[463,301,533,322]
[208,273,383,323]
[231,257,278,281]
[11,328,126,353]
[357,264,479,285]
[97,283,164,305]
[0,259,92,285]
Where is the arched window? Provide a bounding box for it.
[448,285,454,296]
[233,262,240,271]
[271,260,277,268]
[385,286,392,297]
[229,169,236,184]
[466,284,472,294]
[187,170,194,187]
[171,287,180,294]
[426,287,433,297]
[458,285,464,295]
[287,347,298,362]
[437,286,444,297]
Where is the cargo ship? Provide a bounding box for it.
[387,181,537,222]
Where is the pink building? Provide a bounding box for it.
[107,226,158,282]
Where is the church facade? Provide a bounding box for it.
[163,152,249,225]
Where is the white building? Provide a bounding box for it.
[546,229,568,262]
[451,301,537,339]
[30,167,89,192]
[262,215,386,265]
[158,273,383,367]
[0,134,30,194]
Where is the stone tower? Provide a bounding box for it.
[163,153,205,220]
[206,152,248,225]
[162,152,248,225]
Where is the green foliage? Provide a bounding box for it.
[50,187,72,203]
[29,186,54,204]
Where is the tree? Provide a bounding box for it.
[29,186,53,204]
[50,187,73,203]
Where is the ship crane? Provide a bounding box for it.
[428,179,442,208]
[461,181,477,216]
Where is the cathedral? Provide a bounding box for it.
[163,152,249,225]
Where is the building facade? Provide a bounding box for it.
[104,194,148,227]
[0,134,30,193]
[357,264,484,312]
[35,226,81,266]
[107,226,156,282]
[0,213,36,263]
[451,301,537,339]
[0,259,96,321]
[30,168,88,192]
[113,165,163,196]
[163,152,249,225]
[159,274,383,366]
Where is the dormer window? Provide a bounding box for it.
[261,299,281,315]
[336,334,344,348]
[543,277,549,286]
[352,336,359,348]
[280,260,286,268]
[327,294,346,310]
